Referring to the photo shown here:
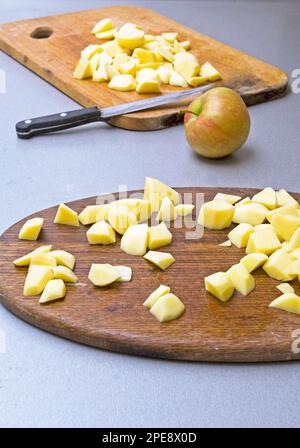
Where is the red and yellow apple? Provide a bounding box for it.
[184,87,250,158]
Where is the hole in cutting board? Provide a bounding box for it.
[30,27,53,39]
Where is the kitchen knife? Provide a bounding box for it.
[15,83,214,139]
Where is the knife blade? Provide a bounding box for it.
[16,83,214,139]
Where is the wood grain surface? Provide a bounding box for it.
[0,6,288,131]
[0,187,300,362]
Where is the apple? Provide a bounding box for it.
[184,87,250,158]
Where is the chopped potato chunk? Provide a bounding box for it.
[150,293,185,322]
[143,284,170,309]
[39,279,66,304]
[19,217,43,241]
[144,251,175,270]
[54,203,79,227]
[204,271,234,302]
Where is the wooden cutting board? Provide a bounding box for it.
[0,6,288,131]
[0,187,300,363]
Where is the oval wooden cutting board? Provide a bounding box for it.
[1,187,300,362]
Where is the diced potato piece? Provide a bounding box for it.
[246,228,281,255]
[180,40,191,50]
[101,40,124,57]
[121,224,149,256]
[266,203,299,223]
[252,187,277,210]
[88,264,120,287]
[92,18,114,34]
[144,251,175,270]
[240,253,268,272]
[136,68,159,83]
[228,223,254,248]
[187,76,208,87]
[54,203,79,227]
[39,279,66,304]
[49,250,75,270]
[173,52,199,79]
[95,29,117,40]
[92,63,108,82]
[286,227,300,251]
[73,58,92,79]
[198,200,234,230]
[108,205,137,235]
[219,240,232,247]
[156,197,177,222]
[98,51,113,65]
[132,48,156,63]
[263,249,296,281]
[150,293,185,323]
[172,39,186,54]
[53,266,78,283]
[19,217,43,241]
[108,74,136,91]
[115,266,132,282]
[144,177,180,212]
[113,53,130,69]
[23,265,54,296]
[13,245,52,267]
[271,214,300,241]
[157,66,171,84]
[115,27,145,50]
[214,193,242,204]
[148,222,172,250]
[136,79,161,94]
[169,70,188,87]
[254,224,273,232]
[89,53,101,72]
[175,204,194,217]
[86,220,116,245]
[119,59,138,76]
[276,189,298,207]
[155,46,174,62]
[233,203,268,226]
[200,62,221,81]
[78,204,110,225]
[227,264,255,296]
[81,44,103,60]
[162,32,178,42]
[204,271,234,302]
[277,283,295,294]
[143,284,171,309]
[30,252,57,267]
[106,64,120,80]
[269,293,300,315]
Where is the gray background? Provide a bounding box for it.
[1,0,300,428]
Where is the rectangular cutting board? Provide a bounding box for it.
[0,187,300,363]
[0,6,288,130]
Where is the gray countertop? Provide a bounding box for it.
[1,0,300,428]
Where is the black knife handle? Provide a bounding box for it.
[16,106,103,139]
